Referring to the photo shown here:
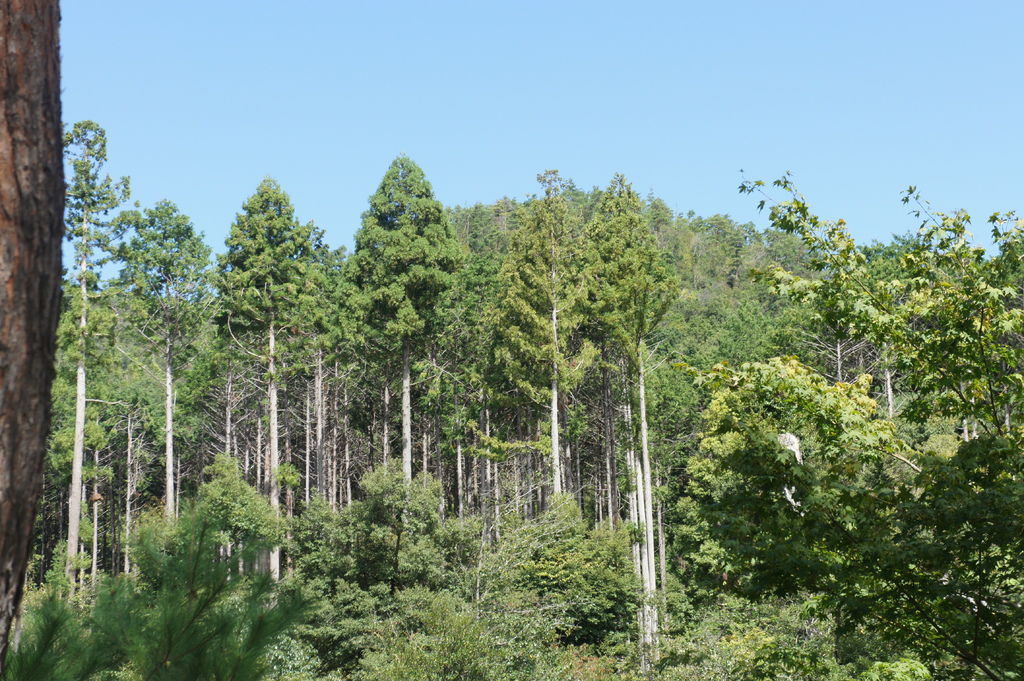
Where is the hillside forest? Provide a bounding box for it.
[6,120,1023,681]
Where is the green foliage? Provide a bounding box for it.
[351,156,460,342]
[481,495,638,649]
[288,465,481,676]
[687,179,1024,679]
[5,508,301,681]
[197,454,282,547]
[853,659,931,681]
[586,174,676,366]
[115,199,212,353]
[660,596,851,681]
[219,177,322,334]
[491,171,596,403]
[356,589,570,681]
[64,120,130,262]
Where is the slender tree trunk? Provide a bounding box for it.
[551,304,562,494]
[637,357,660,660]
[124,416,133,575]
[884,366,895,419]
[304,387,311,504]
[402,339,412,482]
[603,363,619,524]
[456,441,464,519]
[224,370,233,457]
[164,339,175,518]
[382,385,391,463]
[421,431,427,480]
[314,351,324,496]
[836,339,844,383]
[343,381,352,507]
[625,406,641,579]
[90,450,99,587]
[267,321,281,579]
[657,477,666,594]
[175,457,180,518]
[256,407,263,491]
[67,250,88,584]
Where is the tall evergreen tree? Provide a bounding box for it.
[585,174,675,668]
[218,178,320,578]
[493,171,595,495]
[351,156,460,483]
[62,120,129,583]
[116,200,212,519]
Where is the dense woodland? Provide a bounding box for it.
[6,120,1023,681]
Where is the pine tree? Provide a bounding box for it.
[218,178,320,578]
[351,156,460,483]
[116,200,212,519]
[0,1,63,667]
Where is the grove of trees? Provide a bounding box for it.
[3,122,1022,681]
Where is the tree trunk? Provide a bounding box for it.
[603,363,619,524]
[884,366,895,419]
[402,338,412,482]
[67,352,86,584]
[638,359,659,653]
[66,244,88,584]
[456,441,464,519]
[657,478,666,593]
[90,450,99,587]
[268,321,280,579]
[304,387,311,504]
[0,3,63,668]
[224,369,233,458]
[551,305,562,494]
[164,340,175,518]
[314,351,324,496]
[124,415,133,575]
[382,384,391,463]
[343,381,352,507]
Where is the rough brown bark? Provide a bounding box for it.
[0,0,63,671]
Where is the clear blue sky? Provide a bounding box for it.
[61,1,1024,253]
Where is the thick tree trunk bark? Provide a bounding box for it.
[268,321,281,579]
[0,0,63,669]
[164,340,175,518]
[402,339,412,482]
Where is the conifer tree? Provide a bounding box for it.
[62,121,129,583]
[585,174,674,668]
[351,156,459,482]
[493,171,595,495]
[116,200,212,519]
[218,178,320,578]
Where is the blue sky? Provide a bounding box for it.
[62,1,1024,253]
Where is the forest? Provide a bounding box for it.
[3,119,1022,681]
